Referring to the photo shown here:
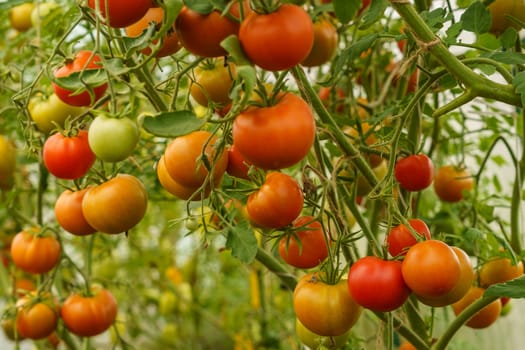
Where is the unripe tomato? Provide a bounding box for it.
[190,59,237,107]
[386,218,431,257]
[295,318,350,349]
[9,3,34,32]
[479,257,524,287]
[10,229,61,275]
[55,188,97,236]
[452,286,502,329]
[156,155,211,201]
[82,174,148,234]
[433,165,473,202]
[88,0,152,28]
[88,116,139,162]
[488,0,525,35]
[28,93,85,134]
[0,135,16,189]
[16,293,58,340]
[301,18,338,67]
[394,154,434,192]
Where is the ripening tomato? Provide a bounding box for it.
[88,116,139,162]
[278,216,328,269]
[156,155,211,201]
[434,165,474,202]
[28,93,85,134]
[163,130,229,189]
[0,135,16,189]
[452,286,501,329]
[293,273,362,336]
[233,93,316,170]
[53,50,108,107]
[402,240,461,299]
[295,318,350,350]
[190,59,237,107]
[61,288,118,337]
[399,341,417,350]
[488,0,525,35]
[125,7,181,57]
[301,18,338,67]
[10,229,61,275]
[348,256,411,312]
[239,4,314,71]
[54,188,97,236]
[394,154,434,192]
[16,293,58,340]
[43,130,96,180]
[226,145,251,180]
[479,257,524,287]
[386,218,431,257]
[247,172,304,229]
[9,3,34,31]
[82,174,148,234]
[88,0,152,28]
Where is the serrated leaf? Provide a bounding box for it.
[461,1,491,33]
[485,276,525,298]
[420,8,449,32]
[333,34,378,76]
[444,22,463,45]
[360,0,388,29]
[225,222,258,264]
[142,111,205,137]
[333,0,359,24]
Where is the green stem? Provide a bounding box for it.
[134,65,169,112]
[255,247,297,290]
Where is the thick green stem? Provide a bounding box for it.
[255,247,297,290]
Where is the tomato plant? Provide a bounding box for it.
[87,0,152,28]
[226,145,251,180]
[394,153,434,192]
[10,229,61,275]
[433,165,474,202]
[386,218,431,257]
[88,116,139,162]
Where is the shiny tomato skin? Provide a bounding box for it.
[434,165,473,202]
[401,240,461,299]
[348,257,411,312]
[239,4,314,71]
[81,174,148,234]
[386,218,431,257]
[247,172,304,229]
[488,0,525,35]
[88,116,139,162]
[55,188,97,236]
[293,273,362,337]
[233,93,315,170]
[61,288,118,337]
[394,154,434,192]
[226,145,251,180]
[16,294,58,340]
[156,155,211,201]
[53,51,108,107]
[28,93,85,134]
[88,0,152,28]
[301,18,338,67]
[278,216,328,269]
[452,286,502,329]
[190,59,236,107]
[479,257,524,287]
[43,130,96,180]
[10,229,61,275]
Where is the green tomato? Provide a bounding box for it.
[88,116,139,162]
[159,291,178,315]
[296,318,350,349]
[31,2,59,28]
[29,93,85,134]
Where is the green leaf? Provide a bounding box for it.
[332,34,378,77]
[460,1,491,33]
[225,222,258,264]
[0,0,28,10]
[444,22,463,45]
[142,111,205,137]
[184,0,214,14]
[512,71,525,108]
[333,0,359,24]
[485,276,525,298]
[221,35,251,66]
[52,69,107,93]
[500,28,519,49]
[360,0,388,29]
[229,65,256,112]
[484,52,525,65]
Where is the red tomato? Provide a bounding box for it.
[386,218,431,257]
[394,154,434,192]
[348,256,411,312]
[10,229,61,275]
[401,240,461,299]
[233,93,315,170]
[226,145,251,180]
[293,273,362,336]
[452,286,501,329]
[87,0,152,28]
[239,4,314,71]
[54,188,97,236]
[16,293,58,340]
[247,172,303,229]
[61,288,118,337]
[278,216,328,269]
[53,51,108,107]
[43,130,96,180]
[433,165,474,202]
[301,18,338,67]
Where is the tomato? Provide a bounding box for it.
[394,154,434,192]
[61,288,118,337]
[348,256,411,312]
[452,286,501,329]
[2,318,22,341]
[278,216,328,269]
[233,93,315,170]
[43,130,96,180]
[247,172,304,229]
[14,278,37,297]
[55,188,97,236]
[175,4,242,58]
[386,218,431,257]
[16,293,58,340]
[433,165,474,202]
[398,341,417,350]
[82,174,148,234]
[53,50,108,107]
[301,18,338,67]
[488,0,525,35]
[88,116,139,162]
[318,86,346,114]
[226,145,251,180]
[9,3,34,32]
[295,318,350,350]
[10,229,61,274]
[417,246,475,307]
[239,4,314,71]
[401,240,461,299]
[0,135,16,189]
[479,257,524,287]
[125,7,181,58]
[28,93,85,134]
[156,155,211,201]
[293,273,362,336]
[163,130,228,189]
[88,0,152,28]
[190,59,237,108]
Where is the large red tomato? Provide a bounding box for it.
[394,154,434,192]
[54,188,97,236]
[42,130,96,180]
[239,4,314,71]
[348,256,411,312]
[233,93,315,170]
[10,229,61,275]
[87,0,152,28]
[16,293,58,340]
[386,218,431,257]
[53,50,108,107]
[434,165,474,202]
